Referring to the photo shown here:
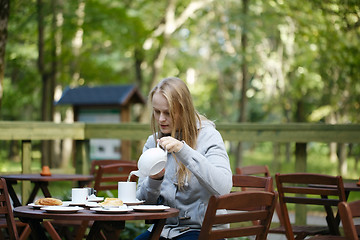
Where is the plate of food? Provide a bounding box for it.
[131,205,170,212]
[29,198,67,209]
[90,207,133,214]
[40,206,84,213]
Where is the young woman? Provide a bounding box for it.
[135,77,232,240]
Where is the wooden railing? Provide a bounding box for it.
[1,121,360,168]
[1,120,359,176]
[2,121,359,141]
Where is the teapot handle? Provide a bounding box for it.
[157,142,168,154]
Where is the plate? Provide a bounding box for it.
[131,205,170,212]
[123,199,145,206]
[87,196,104,202]
[85,202,100,207]
[40,206,84,213]
[90,207,133,214]
[28,202,69,209]
[62,201,87,206]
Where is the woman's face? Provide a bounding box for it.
[152,91,173,134]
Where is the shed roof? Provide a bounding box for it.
[56,85,146,106]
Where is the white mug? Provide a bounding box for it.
[131,143,167,177]
[118,182,137,203]
[72,188,88,203]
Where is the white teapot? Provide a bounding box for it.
[131,143,167,177]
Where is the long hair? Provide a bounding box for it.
[149,77,201,189]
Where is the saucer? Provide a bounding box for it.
[41,206,83,213]
[90,207,133,214]
[87,196,104,202]
[62,201,87,206]
[123,199,145,206]
[131,205,170,212]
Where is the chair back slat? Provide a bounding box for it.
[213,210,269,224]
[284,197,342,206]
[211,226,265,240]
[236,165,270,177]
[282,186,342,196]
[232,174,272,191]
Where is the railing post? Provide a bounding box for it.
[295,142,307,225]
[75,140,90,175]
[21,140,32,205]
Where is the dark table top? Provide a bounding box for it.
[14,205,179,222]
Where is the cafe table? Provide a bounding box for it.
[14,205,179,240]
[307,179,360,235]
[0,174,94,207]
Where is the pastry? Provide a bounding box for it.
[35,198,63,206]
[98,198,123,206]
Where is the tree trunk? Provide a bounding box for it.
[37,0,50,167]
[50,0,61,167]
[0,0,9,111]
[235,0,249,169]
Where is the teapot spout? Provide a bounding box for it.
[130,170,143,178]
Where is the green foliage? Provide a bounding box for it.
[3,0,359,124]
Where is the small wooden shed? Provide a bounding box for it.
[56,84,146,161]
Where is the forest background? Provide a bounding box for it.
[0,0,359,178]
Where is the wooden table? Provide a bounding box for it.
[343,181,360,196]
[0,174,94,207]
[307,180,360,235]
[14,205,179,240]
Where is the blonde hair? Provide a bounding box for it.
[149,77,201,189]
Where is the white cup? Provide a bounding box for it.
[118,182,137,203]
[72,188,88,203]
[131,143,167,177]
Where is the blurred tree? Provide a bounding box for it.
[0,0,9,111]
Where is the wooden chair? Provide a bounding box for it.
[93,162,138,195]
[90,159,136,176]
[270,173,346,240]
[198,191,278,240]
[236,165,284,227]
[232,174,273,226]
[338,199,360,240]
[0,178,31,240]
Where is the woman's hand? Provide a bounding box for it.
[159,136,184,153]
[149,168,165,180]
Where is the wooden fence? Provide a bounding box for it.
[1,121,360,172]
